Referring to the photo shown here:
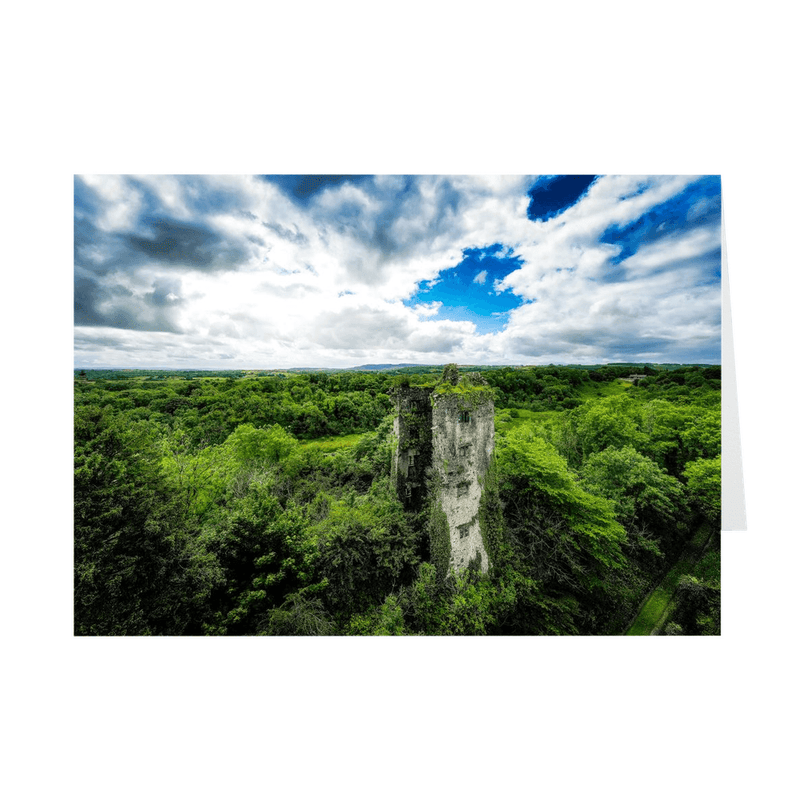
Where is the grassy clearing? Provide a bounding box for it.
[299,433,364,452]
[575,379,633,401]
[495,408,560,435]
[626,524,713,635]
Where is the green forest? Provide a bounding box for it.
[74,363,721,636]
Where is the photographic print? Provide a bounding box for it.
[74,174,722,635]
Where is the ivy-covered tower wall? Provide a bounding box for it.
[430,387,494,574]
[391,386,434,513]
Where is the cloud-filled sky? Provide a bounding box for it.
[74,174,721,368]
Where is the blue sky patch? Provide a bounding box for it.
[404,244,524,334]
[527,175,598,222]
[600,176,721,265]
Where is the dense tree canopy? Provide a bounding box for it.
[74,364,721,635]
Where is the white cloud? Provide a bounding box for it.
[75,174,721,368]
[413,302,443,317]
[620,224,720,276]
[81,174,143,232]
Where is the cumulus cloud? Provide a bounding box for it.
[413,302,443,317]
[480,175,721,364]
[74,174,721,368]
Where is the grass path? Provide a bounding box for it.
[625,524,714,636]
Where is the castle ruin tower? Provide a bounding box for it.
[392,365,495,574]
[430,366,494,574]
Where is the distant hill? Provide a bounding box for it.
[278,364,430,373]
[346,363,426,371]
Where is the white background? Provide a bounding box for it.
[4,1,795,797]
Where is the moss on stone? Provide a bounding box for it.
[478,458,505,572]
[427,488,451,583]
[433,381,493,398]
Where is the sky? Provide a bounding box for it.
[74,174,721,369]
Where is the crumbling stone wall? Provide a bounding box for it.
[391,386,434,513]
[431,390,494,573]
[392,370,495,574]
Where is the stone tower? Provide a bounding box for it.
[392,366,495,574]
[391,385,434,513]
